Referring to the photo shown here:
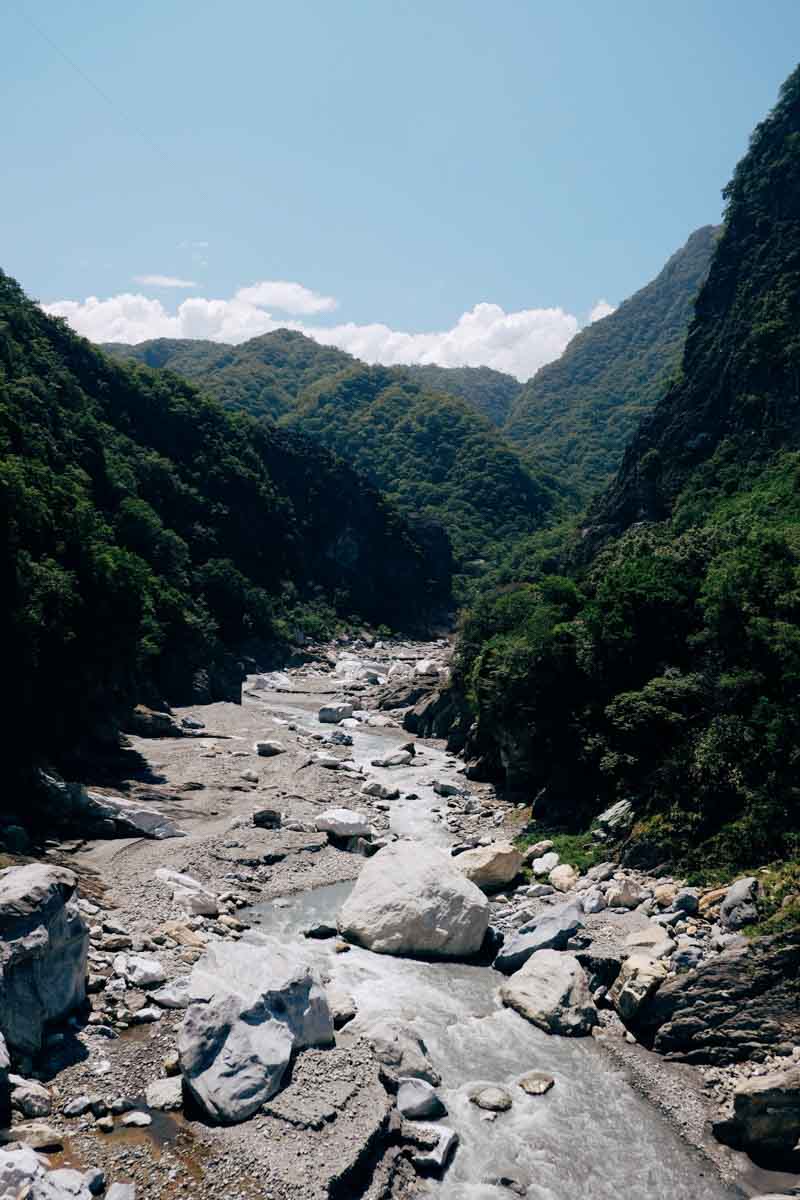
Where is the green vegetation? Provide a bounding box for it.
[451,67,800,880]
[504,225,718,500]
[743,862,800,937]
[403,364,521,426]
[516,828,606,874]
[0,271,450,774]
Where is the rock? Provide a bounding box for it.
[581,887,607,914]
[633,930,800,1063]
[95,1116,114,1133]
[698,886,728,915]
[605,878,648,909]
[720,877,759,930]
[396,1078,446,1119]
[63,1096,93,1117]
[672,888,700,915]
[338,842,489,958]
[595,799,634,834]
[360,780,400,801]
[327,989,357,1030]
[523,840,554,862]
[315,809,371,839]
[121,1111,151,1128]
[318,704,353,724]
[81,790,185,840]
[500,950,598,1037]
[371,751,413,768]
[127,704,183,737]
[148,979,192,1009]
[672,946,703,972]
[624,925,677,960]
[145,1076,182,1111]
[254,741,285,757]
[493,902,583,974]
[115,955,167,988]
[433,781,461,798]
[252,808,282,830]
[455,842,523,891]
[3,1124,63,1151]
[365,1020,440,1085]
[10,1078,52,1118]
[0,864,88,1056]
[532,852,560,878]
[241,769,259,783]
[0,1035,9,1127]
[31,1166,95,1198]
[302,922,337,940]
[549,864,579,893]
[0,1147,44,1196]
[408,1123,458,1174]
[611,954,667,1022]
[517,1071,555,1096]
[178,936,333,1123]
[717,1065,800,1162]
[470,1085,512,1112]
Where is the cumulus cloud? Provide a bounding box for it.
[589,298,616,323]
[133,274,197,288]
[43,281,586,380]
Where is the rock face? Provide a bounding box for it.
[0,865,89,1057]
[633,931,800,1063]
[454,842,522,891]
[717,1066,800,1162]
[493,902,583,975]
[0,1035,9,1127]
[178,936,333,1123]
[500,950,598,1036]
[337,842,490,958]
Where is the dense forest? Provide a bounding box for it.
[403,363,521,425]
[0,272,450,772]
[504,225,718,499]
[449,67,800,881]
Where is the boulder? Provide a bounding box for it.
[145,1077,182,1111]
[363,1020,440,1085]
[469,1085,512,1112]
[623,925,677,960]
[0,864,89,1056]
[610,954,667,1022]
[532,852,559,878]
[337,843,489,958]
[32,1168,96,1199]
[522,839,554,862]
[155,868,218,918]
[252,808,282,830]
[720,877,759,930]
[432,781,461,798]
[581,888,607,914]
[500,950,598,1036]
[370,751,413,768]
[549,864,579,893]
[81,790,185,839]
[126,705,183,737]
[718,1066,800,1162]
[360,780,400,801]
[595,799,634,835]
[178,936,333,1123]
[115,955,167,989]
[407,1123,459,1174]
[0,1147,44,1196]
[605,877,648,909]
[315,810,371,839]
[632,930,800,1063]
[0,1035,9,1127]
[10,1078,52,1118]
[396,1078,446,1120]
[455,842,523,892]
[493,901,583,974]
[517,1071,555,1096]
[106,1187,136,1200]
[318,704,353,724]
[254,741,285,757]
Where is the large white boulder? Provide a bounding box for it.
[0,1147,45,1197]
[155,868,218,917]
[500,949,598,1037]
[0,865,89,1057]
[455,842,523,892]
[338,843,490,958]
[315,809,371,839]
[178,936,333,1124]
[610,953,667,1022]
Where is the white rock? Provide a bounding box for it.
[338,842,490,958]
[532,852,560,878]
[623,925,677,960]
[318,704,353,724]
[178,936,333,1123]
[145,1077,182,1111]
[361,780,400,801]
[315,809,371,838]
[455,842,523,891]
[610,953,667,1021]
[581,887,607,914]
[605,878,649,910]
[549,864,579,893]
[0,1147,45,1197]
[155,868,219,918]
[500,950,598,1036]
[121,956,167,989]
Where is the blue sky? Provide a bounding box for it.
[3,1,799,378]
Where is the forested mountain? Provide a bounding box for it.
[283,365,561,578]
[450,67,800,878]
[0,271,450,772]
[104,329,353,421]
[503,225,718,499]
[403,363,521,425]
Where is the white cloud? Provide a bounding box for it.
[589,298,616,323]
[133,274,198,288]
[43,281,585,380]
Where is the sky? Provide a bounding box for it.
[3,1,800,380]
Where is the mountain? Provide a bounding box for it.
[503,225,719,499]
[283,364,560,578]
[448,67,800,881]
[0,271,450,773]
[105,334,563,587]
[403,364,522,425]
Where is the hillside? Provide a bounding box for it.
[402,363,521,425]
[0,271,450,773]
[283,364,561,579]
[449,67,800,884]
[504,225,719,499]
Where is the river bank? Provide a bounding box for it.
[2,638,797,1199]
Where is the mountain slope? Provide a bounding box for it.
[402,363,521,425]
[283,364,561,575]
[504,225,719,499]
[1,271,450,771]
[449,67,800,877]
